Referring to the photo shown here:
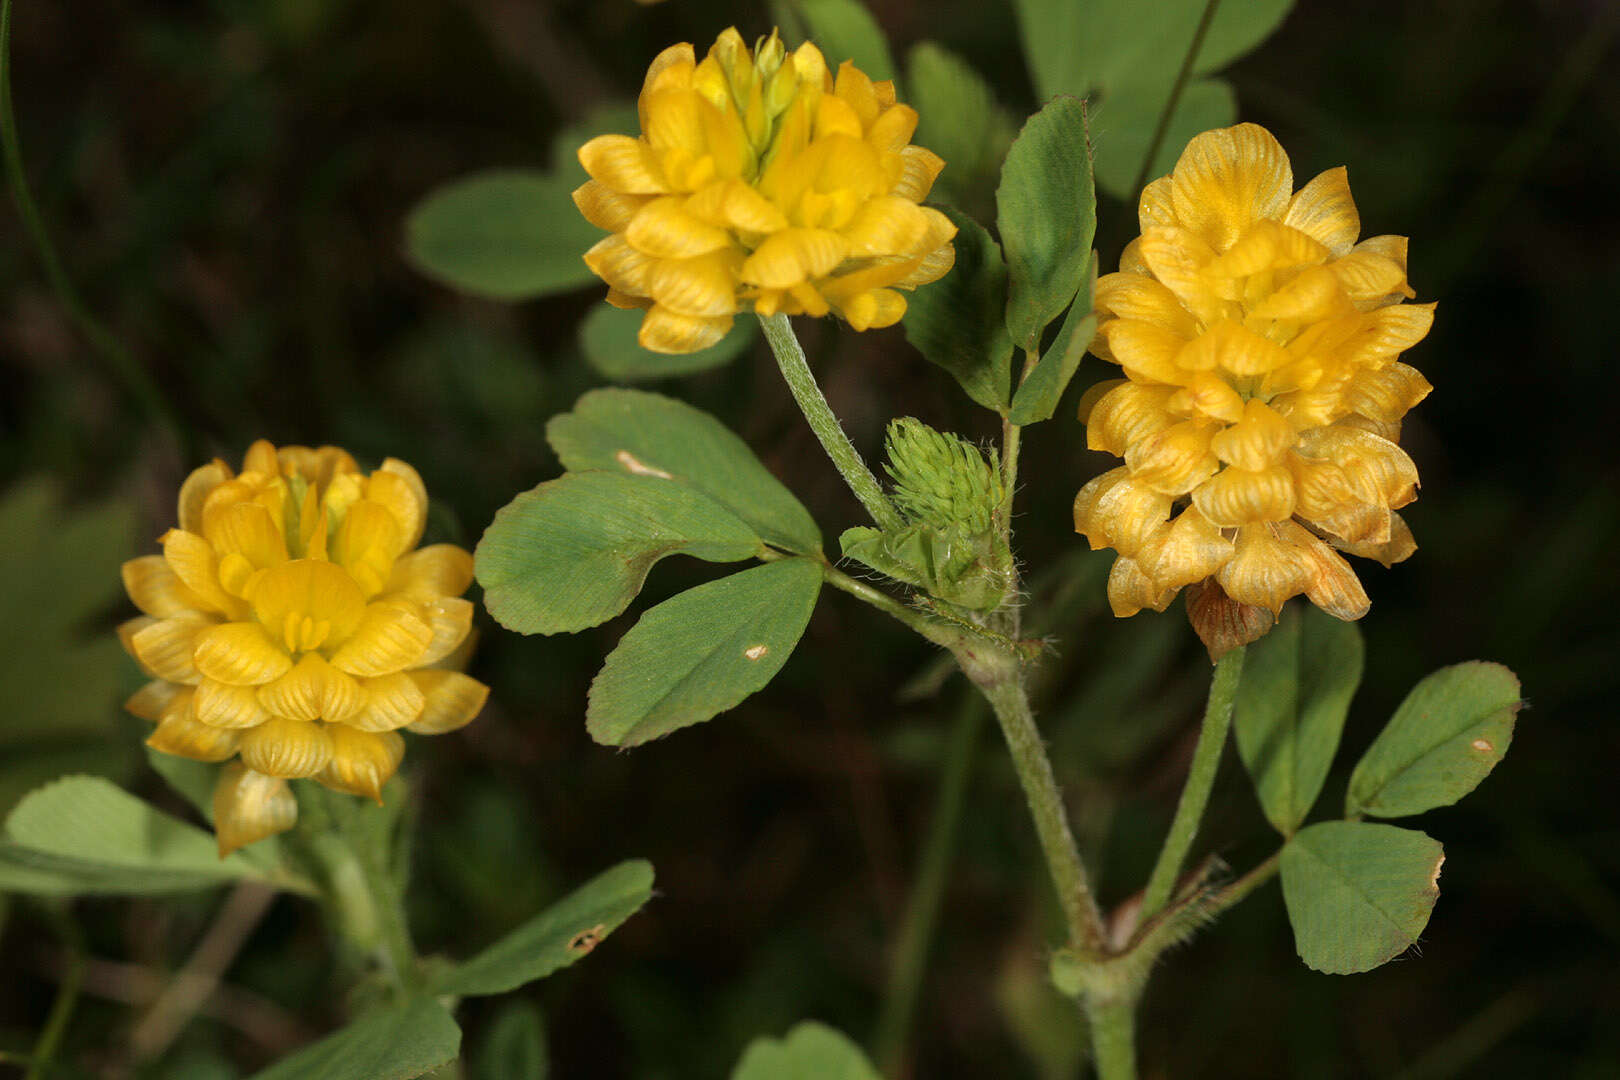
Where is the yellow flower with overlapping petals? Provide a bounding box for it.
[118,440,489,855]
[574,27,957,353]
[1075,124,1434,622]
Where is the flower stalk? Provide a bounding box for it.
[1138,646,1246,922]
[760,313,904,532]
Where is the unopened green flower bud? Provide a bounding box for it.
[884,418,1003,535]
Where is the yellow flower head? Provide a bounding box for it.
[119,440,489,855]
[574,27,958,353]
[1076,124,1435,622]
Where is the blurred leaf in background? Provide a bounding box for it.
[0,480,137,816]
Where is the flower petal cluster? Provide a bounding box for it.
[119,440,488,855]
[1076,124,1434,621]
[575,27,957,353]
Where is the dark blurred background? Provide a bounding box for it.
[1,0,1616,1077]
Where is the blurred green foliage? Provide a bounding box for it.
[0,0,1616,1077]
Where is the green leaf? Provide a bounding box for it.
[546,388,821,555]
[435,859,654,996]
[474,1001,548,1080]
[901,208,1013,412]
[906,43,1011,206]
[1090,77,1236,198]
[405,170,601,301]
[1008,254,1097,425]
[996,96,1096,352]
[0,480,138,815]
[1279,820,1443,975]
[1233,604,1364,835]
[476,471,764,636]
[1346,662,1522,819]
[795,0,896,83]
[1,776,272,894]
[248,998,461,1080]
[1014,0,1292,102]
[731,1021,881,1080]
[580,304,758,382]
[1011,0,1292,197]
[587,558,822,746]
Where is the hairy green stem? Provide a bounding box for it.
[981,676,1104,951]
[302,788,419,994]
[1139,647,1245,923]
[759,313,903,531]
[0,0,187,455]
[874,692,984,1076]
[1128,0,1223,197]
[1086,989,1140,1080]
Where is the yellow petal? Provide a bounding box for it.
[1192,464,1296,526]
[320,727,405,802]
[131,613,214,684]
[257,652,361,724]
[1178,319,1290,377]
[740,228,848,289]
[1166,371,1245,424]
[1343,361,1432,425]
[638,305,733,353]
[1092,475,1172,557]
[573,179,650,232]
[1139,508,1235,590]
[1073,467,1130,549]
[329,599,434,677]
[332,500,402,598]
[1330,511,1416,567]
[408,670,490,735]
[583,235,657,298]
[213,763,298,857]
[625,195,734,259]
[1085,381,1178,456]
[1202,220,1328,278]
[890,146,944,202]
[1352,234,1408,275]
[1342,302,1436,366]
[161,529,237,615]
[148,703,242,763]
[195,677,272,729]
[126,679,185,722]
[346,671,426,732]
[1094,273,1199,338]
[386,544,474,601]
[1209,399,1298,471]
[649,250,743,316]
[1247,266,1350,323]
[248,560,367,653]
[1276,520,1371,621]
[578,134,670,195]
[178,460,232,536]
[378,459,429,552]
[1077,378,1128,424]
[866,102,919,153]
[1282,166,1360,257]
[238,715,333,779]
[280,445,360,488]
[1169,123,1293,251]
[194,622,293,686]
[1138,176,1178,231]
[241,439,280,476]
[1124,420,1220,495]
[1101,320,1192,385]
[203,500,288,570]
[840,196,928,257]
[122,555,203,618]
[838,288,907,331]
[1216,524,1311,614]
[1296,426,1419,510]
[1107,556,1176,617]
[1328,250,1413,307]
[363,471,423,556]
[1135,226,1223,324]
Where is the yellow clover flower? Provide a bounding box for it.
[1075,124,1435,621]
[119,440,489,855]
[574,27,957,353]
